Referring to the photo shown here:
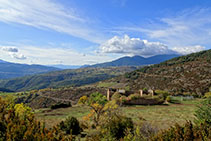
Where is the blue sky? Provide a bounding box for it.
[0,0,211,65]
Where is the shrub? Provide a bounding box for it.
[204,92,211,98]
[151,121,211,141]
[120,96,127,103]
[0,97,67,140]
[194,97,211,124]
[155,90,169,100]
[59,116,82,135]
[128,94,140,100]
[111,92,122,100]
[78,96,88,104]
[166,96,171,102]
[51,102,71,109]
[88,92,107,106]
[143,88,148,94]
[101,114,134,140]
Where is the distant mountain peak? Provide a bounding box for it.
[0,59,59,79]
[87,54,180,68]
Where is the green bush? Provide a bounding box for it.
[111,92,122,100]
[88,92,107,106]
[128,94,140,100]
[101,114,134,140]
[166,96,171,102]
[59,116,82,135]
[195,97,211,124]
[204,92,211,98]
[151,121,211,141]
[155,90,169,100]
[143,88,148,94]
[51,102,71,109]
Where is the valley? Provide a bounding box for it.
[0,50,211,140]
[1,1,211,140]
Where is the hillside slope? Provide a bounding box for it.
[0,60,59,79]
[0,66,137,92]
[103,50,211,95]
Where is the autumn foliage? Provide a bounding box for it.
[0,97,67,140]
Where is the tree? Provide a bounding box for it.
[82,92,108,126]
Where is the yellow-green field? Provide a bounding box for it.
[35,98,201,129]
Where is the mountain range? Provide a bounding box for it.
[0,54,179,80]
[0,59,59,79]
[0,50,210,95]
[84,54,180,68]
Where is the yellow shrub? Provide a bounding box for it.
[78,96,88,104]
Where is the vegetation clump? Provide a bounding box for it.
[0,97,68,140]
[101,114,134,140]
[51,102,71,109]
[195,97,211,124]
[59,116,82,135]
[204,92,211,98]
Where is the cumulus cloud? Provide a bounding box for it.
[99,35,206,56]
[1,46,18,52]
[100,35,177,56]
[9,53,27,60]
[120,8,211,47]
[1,46,27,60]
[172,45,205,55]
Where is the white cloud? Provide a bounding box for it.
[0,0,107,43]
[9,52,26,60]
[12,45,114,65]
[116,8,211,49]
[0,46,27,60]
[172,45,205,55]
[99,35,177,56]
[1,46,18,52]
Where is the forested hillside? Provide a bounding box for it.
[0,66,137,92]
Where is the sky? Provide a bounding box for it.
[0,0,211,65]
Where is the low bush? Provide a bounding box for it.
[101,114,134,140]
[166,96,171,102]
[78,96,88,104]
[195,97,211,124]
[204,92,211,98]
[111,92,122,100]
[128,93,140,100]
[155,90,169,100]
[51,102,71,109]
[151,121,211,140]
[59,116,82,135]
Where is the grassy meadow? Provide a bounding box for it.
[0,92,201,129]
[34,98,201,129]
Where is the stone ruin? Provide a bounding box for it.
[139,89,154,97]
[107,88,128,101]
[107,88,154,101]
